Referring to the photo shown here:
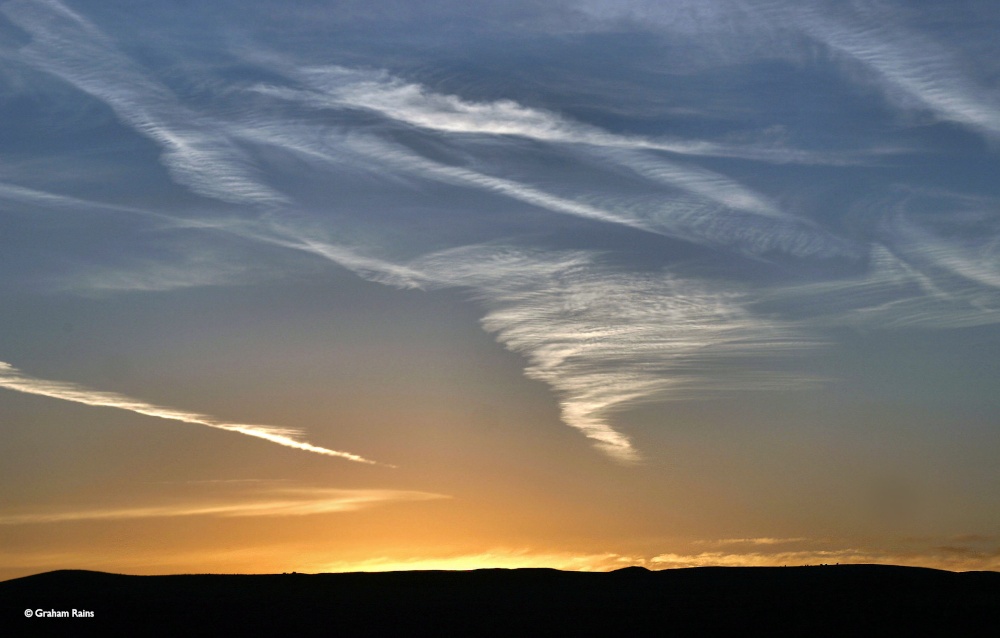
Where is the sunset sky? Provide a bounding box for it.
[2,0,1000,580]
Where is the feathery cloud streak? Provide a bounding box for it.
[238,63,865,261]
[758,190,1000,330]
[262,62,869,165]
[259,66,717,153]
[792,1,1000,138]
[0,488,443,525]
[232,95,852,261]
[1,0,287,207]
[254,68,789,218]
[0,362,383,465]
[411,247,823,461]
[570,0,1000,139]
[2,0,846,263]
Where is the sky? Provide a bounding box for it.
[1,0,999,579]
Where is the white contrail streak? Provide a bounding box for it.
[0,361,383,465]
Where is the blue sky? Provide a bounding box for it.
[2,0,999,575]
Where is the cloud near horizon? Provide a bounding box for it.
[308,535,1000,573]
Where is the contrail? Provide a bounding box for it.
[0,361,384,466]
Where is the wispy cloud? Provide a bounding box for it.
[648,531,1000,572]
[350,137,839,260]
[256,66,712,154]
[650,545,1000,572]
[254,65,805,219]
[0,488,443,525]
[0,361,384,465]
[571,0,1000,144]
[229,105,851,262]
[0,179,165,220]
[2,0,287,208]
[758,189,1000,331]
[412,246,823,461]
[0,175,424,293]
[53,254,255,295]
[760,246,1000,330]
[793,1,1000,138]
[246,68,857,261]
[345,137,658,235]
[693,537,811,546]
[882,208,1000,293]
[227,221,431,290]
[259,63,861,165]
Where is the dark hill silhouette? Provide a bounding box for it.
[3,565,998,635]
